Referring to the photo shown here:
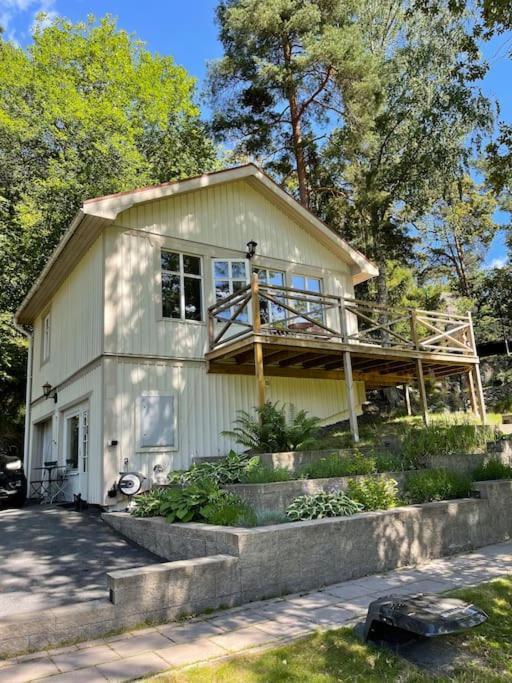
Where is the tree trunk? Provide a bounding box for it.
[282,37,309,208]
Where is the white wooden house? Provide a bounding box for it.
[15,164,485,507]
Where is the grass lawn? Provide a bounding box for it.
[152,577,512,683]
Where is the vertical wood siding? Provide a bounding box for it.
[102,357,364,492]
[32,237,103,399]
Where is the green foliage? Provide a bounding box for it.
[401,419,496,460]
[130,487,168,518]
[200,494,257,527]
[223,402,321,453]
[402,468,473,504]
[299,450,377,480]
[473,458,512,481]
[159,481,223,523]
[286,490,363,521]
[254,510,289,526]
[240,464,292,484]
[168,450,260,487]
[346,476,399,511]
[374,452,411,473]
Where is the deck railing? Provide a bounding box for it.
[207,275,476,357]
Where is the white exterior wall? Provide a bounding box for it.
[32,236,104,400]
[104,180,355,359]
[28,361,104,504]
[102,357,365,498]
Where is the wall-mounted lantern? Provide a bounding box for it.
[246,240,258,260]
[42,382,58,403]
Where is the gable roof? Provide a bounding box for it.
[15,163,378,324]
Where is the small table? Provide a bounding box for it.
[32,462,68,503]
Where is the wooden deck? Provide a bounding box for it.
[206,275,486,439]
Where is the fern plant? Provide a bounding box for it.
[222,402,321,453]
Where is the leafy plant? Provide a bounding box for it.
[346,476,399,511]
[473,459,512,481]
[402,469,473,504]
[299,450,377,479]
[168,450,259,487]
[254,510,289,526]
[401,420,496,461]
[286,490,363,521]
[200,493,257,527]
[240,464,292,484]
[130,488,168,518]
[222,402,321,453]
[159,482,222,523]
[374,452,412,472]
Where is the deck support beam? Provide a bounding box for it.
[403,383,412,416]
[254,342,266,409]
[415,359,429,426]
[472,364,487,425]
[251,273,266,410]
[343,351,359,443]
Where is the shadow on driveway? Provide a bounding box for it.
[0,504,162,617]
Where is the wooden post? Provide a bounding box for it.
[403,383,412,416]
[472,365,487,425]
[466,369,478,417]
[250,273,265,409]
[415,359,429,426]
[410,309,429,426]
[343,351,360,443]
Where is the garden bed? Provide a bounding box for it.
[104,480,512,604]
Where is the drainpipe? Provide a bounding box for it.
[13,319,33,487]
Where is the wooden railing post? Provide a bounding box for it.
[467,310,487,424]
[208,310,215,351]
[251,272,261,334]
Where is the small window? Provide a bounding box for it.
[161,250,202,321]
[139,395,176,448]
[42,311,51,362]
[213,259,249,321]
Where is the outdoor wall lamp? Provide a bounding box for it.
[246,239,258,259]
[42,382,58,403]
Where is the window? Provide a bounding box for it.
[213,259,249,321]
[42,311,51,362]
[253,267,285,324]
[161,251,202,321]
[66,414,80,470]
[291,274,323,322]
[139,395,176,448]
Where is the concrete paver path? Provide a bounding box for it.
[0,506,161,617]
[0,541,511,683]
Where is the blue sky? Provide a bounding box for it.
[1,0,510,266]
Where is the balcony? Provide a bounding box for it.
[206,274,485,439]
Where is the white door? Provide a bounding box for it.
[63,403,89,501]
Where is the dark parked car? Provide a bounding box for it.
[0,449,27,508]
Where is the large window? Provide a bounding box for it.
[161,251,202,321]
[42,311,51,362]
[291,274,323,322]
[253,267,285,324]
[213,259,249,321]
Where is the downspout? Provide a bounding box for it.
[13,319,33,488]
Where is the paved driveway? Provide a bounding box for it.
[0,505,161,617]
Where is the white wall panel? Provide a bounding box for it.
[102,357,364,497]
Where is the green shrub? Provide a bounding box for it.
[374,452,412,472]
[240,464,293,484]
[222,401,321,453]
[254,510,289,526]
[402,469,473,504]
[347,476,399,511]
[473,459,512,481]
[299,450,377,479]
[200,494,257,527]
[130,488,168,518]
[401,420,496,461]
[286,490,363,521]
[168,450,260,487]
[159,481,223,523]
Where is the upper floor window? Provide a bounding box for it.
[42,311,51,362]
[161,250,202,321]
[213,259,249,321]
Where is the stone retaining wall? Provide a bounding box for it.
[104,480,512,604]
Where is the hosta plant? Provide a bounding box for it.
[130,487,168,518]
[168,450,260,487]
[286,490,363,521]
